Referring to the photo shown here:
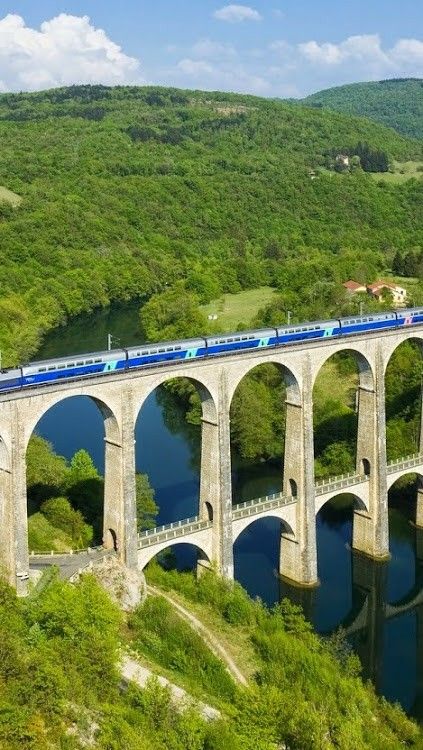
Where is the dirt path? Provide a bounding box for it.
[147,584,248,687]
[121,654,221,721]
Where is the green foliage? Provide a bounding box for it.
[230,364,285,460]
[40,496,93,548]
[26,437,158,549]
[0,84,422,366]
[129,595,236,703]
[304,78,423,140]
[139,284,208,341]
[136,473,158,532]
[146,566,422,749]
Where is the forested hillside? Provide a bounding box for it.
[0,84,422,366]
[303,78,423,140]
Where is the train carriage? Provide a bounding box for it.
[125,338,208,368]
[205,328,278,356]
[3,307,423,395]
[0,368,22,392]
[21,349,127,387]
[276,319,341,345]
[339,311,397,336]
[396,308,423,326]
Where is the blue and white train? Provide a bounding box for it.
[1,308,422,393]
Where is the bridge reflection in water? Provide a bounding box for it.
[281,527,423,718]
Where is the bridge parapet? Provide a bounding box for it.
[315,472,368,496]
[138,516,212,549]
[386,453,423,474]
[232,493,295,521]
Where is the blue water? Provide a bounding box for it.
[33,304,423,720]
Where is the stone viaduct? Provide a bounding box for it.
[2,324,423,594]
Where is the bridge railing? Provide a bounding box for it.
[138,516,212,548]
[387,453,423,473]
[232,492,295,520]
[29,545,105,558]
[315,472,367,496]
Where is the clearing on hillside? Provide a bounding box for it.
[201,287,277,331]
[0,185,22,207]
[370,160,423,183]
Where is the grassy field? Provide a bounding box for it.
[201,286,277,332]
[314,359,358,407]
[0,185,22,206]
[370,160,423,184]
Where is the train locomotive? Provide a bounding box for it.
[1,308,423,394]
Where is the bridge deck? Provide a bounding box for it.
[137,453,423,550]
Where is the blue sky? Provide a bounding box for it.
[0,1,421,96]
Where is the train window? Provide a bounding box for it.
[76,361,84,366]
[158,348,165,353]
[241,336,247,341]
[227,338,233,343]
[67,363,75,368]
[166,347,173,352]
[39,367,46,373]
[141,351,148,356]
[94,359,102,364]
[175,346,181,351]
[86,360,93,365]
[47,366,56,371]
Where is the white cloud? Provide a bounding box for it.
[173,57,270,94]
[213,5,262,23]
[0,13,142,91]
[391,38,423,65]
[269,40,292,56]
[192,38,237,59]
[298,34,391,68]
[177,58,215,76]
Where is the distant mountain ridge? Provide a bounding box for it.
[303,79,423,140]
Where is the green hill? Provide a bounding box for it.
[0,84,422,365]
[303,78,423,140]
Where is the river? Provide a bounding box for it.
[35,302,423,720]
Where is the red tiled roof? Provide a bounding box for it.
[367,280,397,293]
[343,280,366,291]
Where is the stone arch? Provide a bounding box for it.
[312,348,375,483]
[387,470,423,493]
[228,360,301,506]
[387,470,423,531]
[289,478,298,497]
[382,332,423,376]
[135,374,219,527]
[316,492,368,517]
[138,540,212,572]
[134,371,218,425]
[205,501,214,521]
[311,346,374,392]
[24,393,122,554]
[228,359,301,407]
[384,335,423,461]
[361,458,371,476]
[232,512,295,545]
[22,392,121,453]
